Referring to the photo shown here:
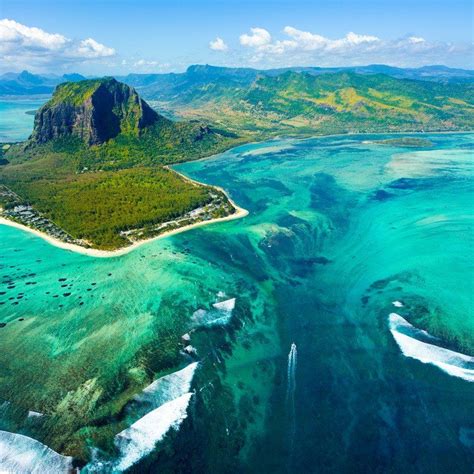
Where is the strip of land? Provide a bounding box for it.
[0,182,248,258]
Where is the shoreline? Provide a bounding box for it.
[1,130,470,258]
[0,186,248,258]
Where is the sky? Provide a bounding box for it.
[0,0,473,74]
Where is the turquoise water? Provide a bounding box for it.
[0,98,48,142]
[0,133,473,472]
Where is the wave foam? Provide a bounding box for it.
[0,430,74,473]
[133,362,198,409]
[212,298,236,312]
[115,393,193,471]
[389,313,474,382]
[192,298,236,326]
[88,363,200,471]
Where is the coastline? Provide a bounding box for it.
[0,189,248,258]
[1,130,470,258]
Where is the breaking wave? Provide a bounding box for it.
[389,313,474,382]
[115,392,193,471]
[0,430,74,473]
[192,298,236,326]
[131,362,198,415]
[85,363,198,472]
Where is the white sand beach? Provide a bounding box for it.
[0,184,248,258]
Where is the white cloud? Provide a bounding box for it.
[244,26,380,55]
[408,36,426,44]
[240,27,272,47]
[235,25,473,68]
[75,38,115,58]
[0,18,115,71]
[209,37,228,51]
[0,18,67,49]
[345,32,380,45]
[131,59,171,72]
[134,59,159,67]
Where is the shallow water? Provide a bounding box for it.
[0,98,47,142]
[0,133,473,472]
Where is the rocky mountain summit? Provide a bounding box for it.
[31,77,159,145]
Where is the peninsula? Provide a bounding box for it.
[0,78,245,251]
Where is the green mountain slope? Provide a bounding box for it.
[145,71,474,136]
[0,79,241,249]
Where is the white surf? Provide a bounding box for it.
[133,362,198,408]
[115,392,193,471]
[0,430,74,474]
[389,313,474,382]
[192,297,236,326]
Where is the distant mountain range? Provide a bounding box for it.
[1,64,473,96]
[130,66,474,136]
[0,70,87,95]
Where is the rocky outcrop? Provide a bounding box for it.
[31,78,159,146]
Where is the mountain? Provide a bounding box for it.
[263,64,474,83]
[0,71,86,96]
[62,73,87,82]
[22,77,238,166]
[0,78,240,250]
[139,70,474,136]
[0,70,56,95]
[118,64,474,100]
[2,64,473,96]
[32,78,159,145]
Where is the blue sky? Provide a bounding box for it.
[1,0,473,74]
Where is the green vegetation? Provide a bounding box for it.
[49,79,104,106]
[2,167,215,249]
[147,71,474,137]
[372,137,434,147]
[0,78,242,249]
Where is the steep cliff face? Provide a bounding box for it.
[31,78,160,145]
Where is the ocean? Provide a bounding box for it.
[0,133,473,472]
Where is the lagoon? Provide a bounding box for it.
[0,133,473,472]
[0,98,48,142]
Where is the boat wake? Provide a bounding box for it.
[286,343,297,465]
[389,313,474,382]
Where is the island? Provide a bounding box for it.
[0,78,246,252]
[1,71,472,253]
[371,137,434,147]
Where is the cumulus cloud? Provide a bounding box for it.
[75,38,115,58]
[237,25,473,67]
[209,37,228,51]
[240,27,272,47]
[0,18,115,71]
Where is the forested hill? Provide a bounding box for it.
[31,78,159,145]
